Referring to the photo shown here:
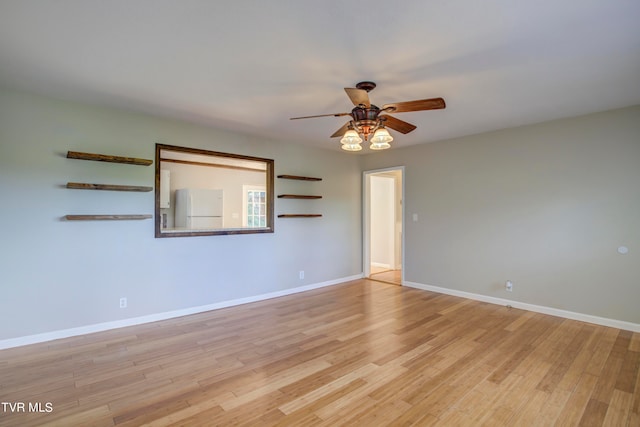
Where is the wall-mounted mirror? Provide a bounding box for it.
[155,144,274,237]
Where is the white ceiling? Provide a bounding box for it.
[1,1,639,152]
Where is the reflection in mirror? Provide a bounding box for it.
[155,144,274,237]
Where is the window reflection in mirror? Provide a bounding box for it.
[155,144,274,237]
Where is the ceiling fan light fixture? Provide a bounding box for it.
[370,127,393,150]
[370,141,391,150]
[340,129,362,145]
[341,142,362,151]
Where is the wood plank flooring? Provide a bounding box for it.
[0,279,638,426]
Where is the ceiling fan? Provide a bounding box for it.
[290,81,445,151]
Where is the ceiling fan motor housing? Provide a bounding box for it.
[350,105,382,140]
[351,105,380,121]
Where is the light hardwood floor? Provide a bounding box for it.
[369,269,402,285]
[1,279,638,426]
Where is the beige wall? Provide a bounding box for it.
[370,175,395,268]
[362,106,640,324]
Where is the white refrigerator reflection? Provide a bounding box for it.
[175,188,223,229]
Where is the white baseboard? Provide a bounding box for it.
[403,281,640,333]
[371,262,392,269]
[0,274,364,350]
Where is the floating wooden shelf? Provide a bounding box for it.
[277,194,322,199]
[67,151,153,166]
[277,175,322,181]
[278,175,322,218]
[65,214,152,221]
[66,182,153,192]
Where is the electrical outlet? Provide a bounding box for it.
[119,297,127,308]
[505,281,513,292]
[299,271,305,280]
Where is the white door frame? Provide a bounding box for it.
[363,166,405,283]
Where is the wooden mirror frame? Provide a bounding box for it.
[154,143,274,238]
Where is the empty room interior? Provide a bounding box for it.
[0,1,639,426]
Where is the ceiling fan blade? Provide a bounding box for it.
[380,115,417,134]
[290,112,350,120]
[344,88,371,107]
[330,122,351,138]
[382,97,445,113]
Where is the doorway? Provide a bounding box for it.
[363,167,404,285]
